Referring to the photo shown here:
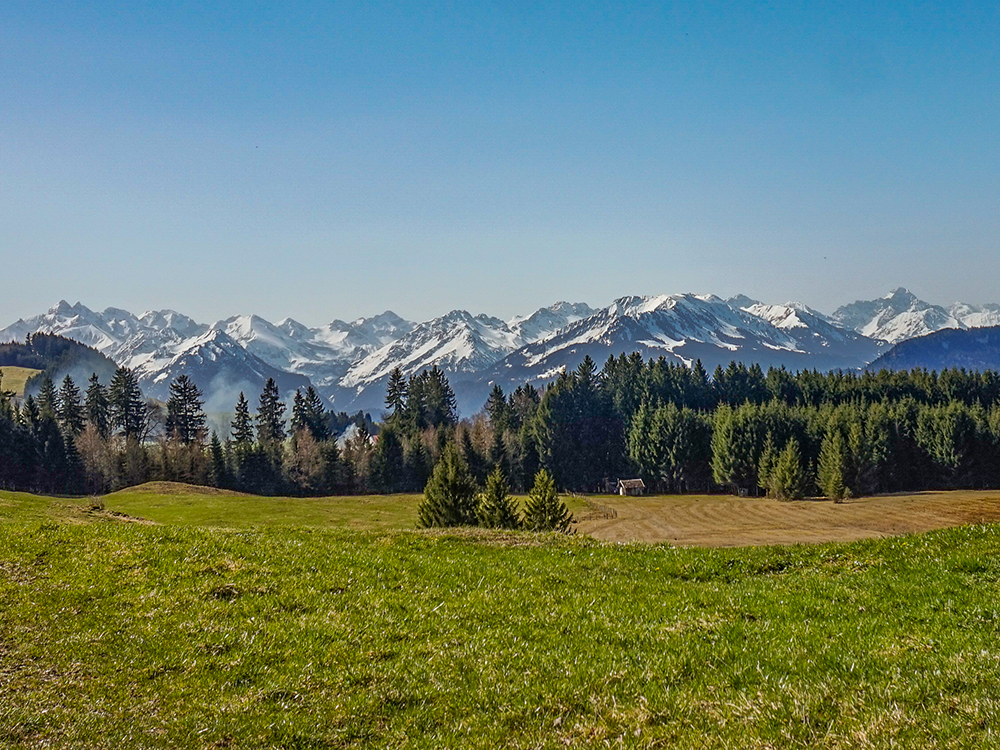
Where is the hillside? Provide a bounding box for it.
[0,333,118,393]
[867,325,1000,371]
[0,366,42,397]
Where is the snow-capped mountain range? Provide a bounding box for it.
[3,289,997,417]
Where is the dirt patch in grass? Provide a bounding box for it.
[574,490,1000,546]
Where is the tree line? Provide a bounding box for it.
[6,352,1000,505]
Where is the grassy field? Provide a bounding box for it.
[0,482,592,531]
[0,366,42,396]
[3,487,1000,747]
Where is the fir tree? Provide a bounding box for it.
[302,386,329,441]
[818,430,849,503]
[523,468,572,533]
[109,366,146,440]
[385,367,408,420]
[36,375,57,418]
[767,438,810,501]
[460,427,487,484]
[485,384,509,431]
[256,378,286,444]
[56,375,85,437]
[231,392,254,445]
[85,374,110,439]
[370,424,406,493]
[418,444,478,527]
[165,374,206,445]
[487,425,507,474]
[476,466,520,529]
[209,431,229,488]
[290,390,307,435]
[757,433,778,495]
[405,437,431,492]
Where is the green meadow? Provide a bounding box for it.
[0,366,42,397]
[2,485,1000,748]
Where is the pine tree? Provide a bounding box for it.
[256,378,286,444]
[37,375,57,418]
[209,431,229,488]
[485,384,509,431]
[290,390,307,434]
[818,430,849,503]
[56,375,85,437]
[165,374,206,445]
[757,433,778,495]
[460,427,487,484]
[405,437,431,492]
[109,366,146,440]
[385,367,408,420]
[476,466,520,529]
[302,386,329,440]
[487,425,507,474]
[370,425,406,493]
[418,444,478,527]
[767,438,810,501]
[231,392,254,445]
[523,468,572,533]
[85,374,110,439]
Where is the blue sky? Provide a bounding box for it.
[2,1,998,325]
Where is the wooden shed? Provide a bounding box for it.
[616,478,646,496]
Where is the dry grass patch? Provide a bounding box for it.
[575,490,1000,546]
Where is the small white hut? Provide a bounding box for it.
[616,478,646,496]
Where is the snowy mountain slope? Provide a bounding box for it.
[740,302,883,360]
[484,294,879,386]
[333,294,886,415]
[8,290,1000,419]
[339,310,522,389]
[507,301,596,343]
[947,302,1000,329]
[334,302,599,412]
[831,288,964,343]
[127,328,310,409]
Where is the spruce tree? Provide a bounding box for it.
[385,367,408,421]
[57,375,85,437]
[460,427,487,484]
[37,375,57,418]
[418,444,478,527]
[302,386,329,440]
[85,374,110,439]
[523,468,572,533]
[767,438,809,501]
[818,430,849,503]
[487,426,507,474]
[405,437,431,492]
[485,384,509,431]
[231,392,254,445]
[476,466,520,529]
[256,378,286,444]
[757,433,778,496]
[290,390,307,435]
[165,374,206,445]
[209,431,229,488]
[370,424,406,493]
[109,366,146,440]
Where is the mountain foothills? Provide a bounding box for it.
[3,288,999,416]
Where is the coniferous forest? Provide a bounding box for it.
[6,345,1000,512]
